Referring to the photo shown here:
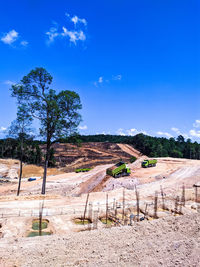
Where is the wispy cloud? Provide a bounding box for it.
[46,12,87,46]
[1,29,28,47]
[66,13,87,27]
[189,129,200,138]
[79,125,88,130]
[0,126,6,132]
[116,128,147,136]
[46,26,59,43]
[112,74,122,81]
[94,76,104,87]
[1,30,18,45]
[193,120,200,128]
[157,131,173,138]
[20,40,28,47]
[62,27,86,44]
[94,74,122,87]
[96,131,111,135]
[171,127,189,139]
[4,80,15,86]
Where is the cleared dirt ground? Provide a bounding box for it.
[0,213,200,267]
[0,147,200,266]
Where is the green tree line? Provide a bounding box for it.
[0,138,43,164]
[59,133,200,159]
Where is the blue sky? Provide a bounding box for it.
[0,0,199,140]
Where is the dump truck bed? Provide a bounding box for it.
[106,162,131,177]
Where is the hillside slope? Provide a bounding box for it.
[50,142,142,172]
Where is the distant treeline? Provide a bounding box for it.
[0,138,55,166]
[1,133,200,163]
[59,134,200,159]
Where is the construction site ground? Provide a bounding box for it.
[0,144,200,266]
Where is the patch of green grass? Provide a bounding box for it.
[100,218,113,225]
[32,220,48,230]
[27,231,52,237]
[74,218,91,225]
[75,168,92,173]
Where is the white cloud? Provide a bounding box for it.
[1,30,18,45]
[193,120,200,128]
[46,27,59,43]
[116,128,148,136]
[116,128,126,136]
[171,127,180,134]
[72,15,87,26]
[94,76,103,87]
[98,77,103,83]
[46,13,87,45]
[20,40,28,46]
[4,80,15,86]
[79,125,88,130]
[96,131,111,135]
[190,129,200,138]
[171,127,189,139]
[94,74,122,87]
[157,131,173,138]
[1,30,28,48]
[0,127,6,132]
[66,13,87,27]
[112,74,122,80]
[127,128,138,136]
[62,27,86,44]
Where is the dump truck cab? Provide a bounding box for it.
[141,159,157,168]
[142,160,149,168]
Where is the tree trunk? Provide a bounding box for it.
[41,141,50,195]
[41,158,48,194]
[17,140,23,196]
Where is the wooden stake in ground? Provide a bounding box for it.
[135,186,140,221]
[115,202,117,217]
[122,188,125,224]
[39,200,44,236]
[174,196,179,215]
[88,202,93,231]
[93,210,98,230]
[106,193,108,225]
[83,193,89,225]
[193,184,200,203]
[113,198,116,210]
[181,184,185,207]
[154,191,158,219]
[160,186,165,210]
[144,203,148,219]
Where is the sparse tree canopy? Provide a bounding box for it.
[9,104,33,196]
[11,67,82,194]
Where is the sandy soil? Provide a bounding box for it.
[1,156,200,266]
[0,213,199,267]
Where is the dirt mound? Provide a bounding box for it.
[117,143,143,158]
[0,159,19,179]
[0,213,199,266]
[21,165,63,178]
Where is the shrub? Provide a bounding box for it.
[130,156,137,163]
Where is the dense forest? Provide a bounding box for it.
[59,133,200,159]
[0,138,55,166]
[1,133,200,164]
